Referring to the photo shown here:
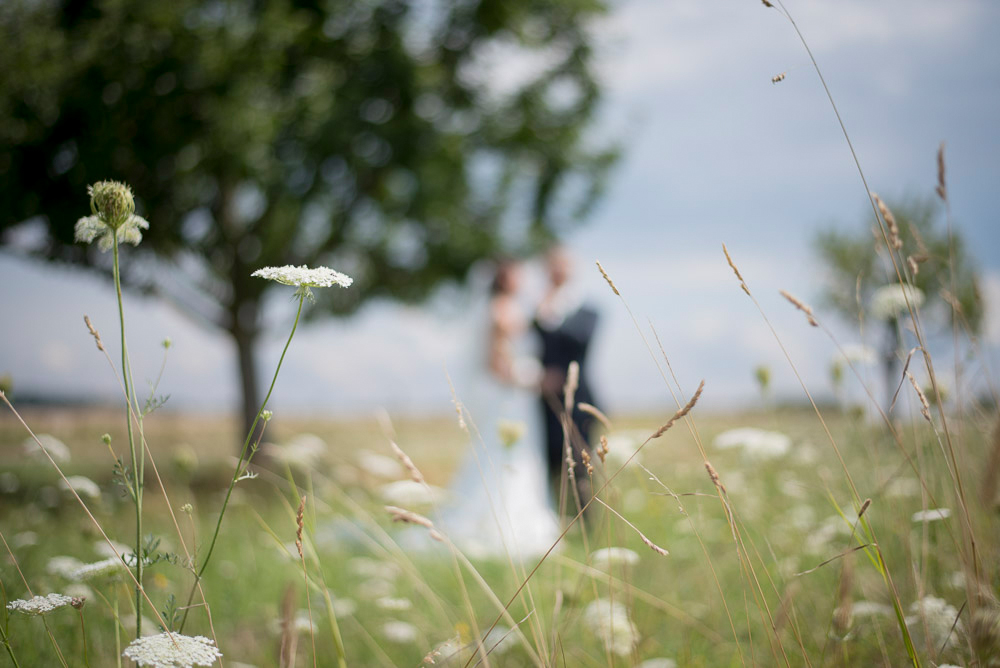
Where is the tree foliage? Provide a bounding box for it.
[0,0,615,429]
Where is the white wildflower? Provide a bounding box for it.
[481,625,516,655]
[639,660,678,668]
[590,547,640,570]
[852,601,893,618]
[47,556,84,579]
[382,620,419,643]
[252,265,353,288]
[23,434,70,463]
[358,579,395,600]
[7,593,74,616]
[497,419,526,449]
[347,557,400,581]
[12,531,37,548]
[885,477,920,498]
[906,596,963,651]
[122,632,222,667]
[584,599,640,657]
[378,480,448,508]
[75,214,149,251]
[423,636,463,664]
[95,539,131,559]
[60,475,101,499]
[71,556,127,582]
[332,597,357,618]
[713,428,791,459]
[264,433,327,470]
[912,508,951,523]
[376,597,413,611]
[838,343,878,365]
[870,283,925,320]
[356,450,405,479]
[64,584,93,600]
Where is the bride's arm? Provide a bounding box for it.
[488,299,542,389]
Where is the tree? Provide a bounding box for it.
[0,0,616,434]
[815,195,983,412]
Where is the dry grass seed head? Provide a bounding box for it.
[936,142,948,201]
[857,498,872,518]
[722,244,750,295]
[872,193,902,250]
[581,449,594,476]
[704,461,726,494]
[779,290,818,327]
[390,441,424,484]
[598,435,609,464]
[595,260,620,296]
[771,72,786,84]
[563,361,580,413]
[652,380,704,439]
[83,315,105,352]
[578,402,612,430]
[833,553,854,634]
[295,495,306,559]
[906,371,932,422]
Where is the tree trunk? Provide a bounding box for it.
[232,306,262,444]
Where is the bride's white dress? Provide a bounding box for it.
[438,329,561,560]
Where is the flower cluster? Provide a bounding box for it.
[869,283,925,320]
[75,181,150,251]
[70,556,127,582]
[6,593,74,616]
[122,632,222,667]
[713,427,791,459]
[590,547,640,570]
[584,598,640,657]
[251,265,353,289]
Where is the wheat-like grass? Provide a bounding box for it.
[779,290,819,327]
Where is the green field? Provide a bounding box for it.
[2,400,995,666]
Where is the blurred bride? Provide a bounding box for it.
[438,258,561,560]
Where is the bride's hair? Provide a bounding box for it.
[489,257,518,296]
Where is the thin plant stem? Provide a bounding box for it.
[112,234,144,637]
[77,609,91,668]
[0,622,20,668]
[179,291,306,632]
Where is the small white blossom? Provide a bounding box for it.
[376,597,413,611]
[95,539,131,559]
[75,213,149,251]
[60,475,101,499]
[481,625,516,655]
[870,283,925,320]
[23,434,70,463]
[584,599,640,657]
[713,428,791,459]
[251,265,353,288]
[912,507,951,523]
[347,557,400,581]
[264,433,327,470]
[356,450,405,479]
[639,660,678,668]
[7,593,74,616]
[71,556,127,582]
[122,632,222,667]
[382,620,419,643]
[838,343,878,365]
[885,477,921,498]
[906,596,963,651]
[47,556,85,579]
[590,547,640,570]
[379,480,448,508]
[852,601,893,618]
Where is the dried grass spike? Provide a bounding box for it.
[295,495,306,559]
[771,72,786,84]
[722,244,750,295]
[872,193,902,250]
[907,256,920,278]
[83,315,105,352]
[906,371,932,422]
[390,441,424,484]
[563,361,580,414]
[780,290,818,327]
[595,260,619,296]
[705,460,726,494]
[578,402,612,430]
[652,380,704,438]
[385,505,434,529]
[857,498,872,518]
[598,435,609,464]
[581,449,594,476]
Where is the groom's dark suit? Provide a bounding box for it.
[533,304,601,489]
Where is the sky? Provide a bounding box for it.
[2,0,1000,418]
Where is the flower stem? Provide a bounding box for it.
[112,234,144,638]
[0,622,21,668]
[178,292,306,632]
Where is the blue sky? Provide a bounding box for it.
[2,0,1000,417]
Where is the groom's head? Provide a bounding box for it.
[545,245,573,288]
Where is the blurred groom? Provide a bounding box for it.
[533,246,601,506]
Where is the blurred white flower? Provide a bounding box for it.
[60,475,101,499]
[376,597,413,611]
[348,557,400,581]
[0,471,19,493]
[358,579,395,600]
[713,428,791,459]
[64,584,93,601]
[357,450,405,479]
[23,434,70,463]
[75,213,149,251]
[71,557,127,582]
[7,593,74,616]
[584,599,639,657]
[906,596,963,651]
[482,625,516,655]
[382,620,419,643]
[123,632,222,667]
[912,508,951,523]
[805,516,853,554]
[870,284,925,320]
[885,477,920,498]
[47,556,84,579]
[265,434,327,470]
[12,531,37,548]
[379,480,448,508]
[639,660,678,668]
[332,597,357,618]
[95,539,131,559]
[852,601,893,618]
[838,343,878,365]
[252,265,353,288]
[590,547,640,570]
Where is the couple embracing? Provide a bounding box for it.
[441,247,601,560]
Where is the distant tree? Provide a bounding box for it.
[815,196,983,412]
[0,0,616,434]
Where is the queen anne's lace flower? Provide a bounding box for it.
[869,283,925,320]
[6,593,74,616]
[60,475,101,499]
[912,507,951,522]
[713,427,791,459]
[382,620,419,643]
[122,632,222,667]
[75,214,149,251]
[70,556,127,581]
[251,265,353,288]
[906,596,963,651]
[584,599,640,657]
[590,547,640,570]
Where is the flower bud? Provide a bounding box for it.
[88,181,135,229]
[101,433,112,446]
